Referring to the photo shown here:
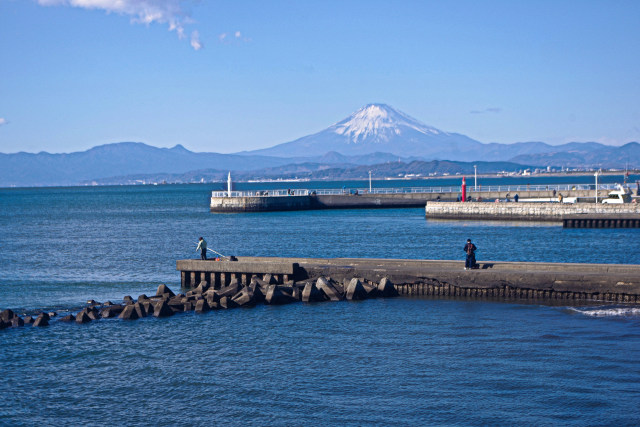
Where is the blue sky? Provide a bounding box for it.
[1,0,639,154]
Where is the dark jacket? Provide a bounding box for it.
[464,243,477,255]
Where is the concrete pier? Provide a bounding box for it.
[425,201,640,227]
[210,185,616,213]
[210,193,428,212]
[177,257,640,303]
[562,214,640,228]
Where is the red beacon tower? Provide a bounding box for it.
[461,176,467,202]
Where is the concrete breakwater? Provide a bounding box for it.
[0,276,399,330]
[210,193,427,212]
[210,186,613,213]
[177,257,640,303]
[4,256,640,330]
[425,201,640,224]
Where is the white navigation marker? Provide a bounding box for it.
[227,172,232,197]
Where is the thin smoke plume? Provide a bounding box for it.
[36,0,202,50]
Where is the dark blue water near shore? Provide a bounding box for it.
[1,184,640,425]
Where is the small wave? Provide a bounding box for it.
[569,306,640,318]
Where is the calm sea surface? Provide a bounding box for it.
[1,181,640,425]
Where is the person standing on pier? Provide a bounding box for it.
[464,239,477,270]
[196,237,207,260]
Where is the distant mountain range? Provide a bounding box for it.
[87,159,540,186]
[1,103,638,187]
[242,104,639,164]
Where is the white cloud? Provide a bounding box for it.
[0,118,7,126]
[470,107,502,114]
[218,30,250,44]
[36,0,203,50]
[190,30,202,50]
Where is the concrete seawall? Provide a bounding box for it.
[210,193,428,212]
[425,201,640,222]
[211,189,610,213]
[177,257,640,303]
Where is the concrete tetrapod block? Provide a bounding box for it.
[194,299,210,313]
[362,281,378,298]
[377,277,398,297]
[301,282,324,303]
[265,285,297,305]
[82,307,100,320]
[346,278,368,301]
[119,304,139,320]
[33,313,50,327]
[232,287,256,307]
[153,300,175,318]
[134,302,149,318]
[317,277,343,302]
[291,286,301,300]
[123,295,134,305]
[216,282,241,299]
[194,281,210,294]
[141,301,154,315]
[100,305,125,318]
[11,317,25,327]
[330,283,345,296]
[1,309,16,323]
[251,277,269,288]
[59,314,76,322]
[156,284,175,298]
[203,288,219,303]
[218,296,238,309]
[249,283,266,303]
[23,316,34,325]
[282,288,296,299]
[75,311,92,324]
[0,320,8,330]
[262,274,278,285]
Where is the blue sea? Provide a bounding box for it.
[1,181,640,426]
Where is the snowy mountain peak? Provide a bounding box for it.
[331,103,446,143]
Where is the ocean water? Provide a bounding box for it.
[1,184,640,425]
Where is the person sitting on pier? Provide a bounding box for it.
[463,239,477,270]
[196,237,207,260]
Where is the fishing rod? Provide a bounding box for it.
[207,247,229,259]
[194,242,229,259]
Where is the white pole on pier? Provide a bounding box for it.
[594,170,599,204]
[227,172,232,197]
[369,170,372,192]
[474,165,477,191]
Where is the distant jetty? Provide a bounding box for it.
[210,184,618,213]
[425,201,640,227]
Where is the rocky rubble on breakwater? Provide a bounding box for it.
[0,275,398,330]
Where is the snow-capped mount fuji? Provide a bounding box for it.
[332,103,444,143]
[243,103,484,159]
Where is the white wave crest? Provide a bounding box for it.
[569,306,640,317]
